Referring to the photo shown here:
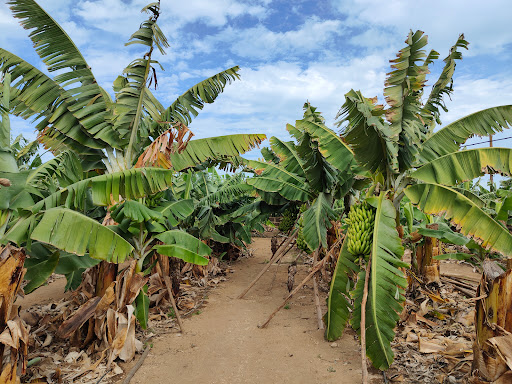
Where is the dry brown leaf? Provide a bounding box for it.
[418,337,446,353]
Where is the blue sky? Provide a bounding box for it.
[2,0,512,167]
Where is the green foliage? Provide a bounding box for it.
[296,215,311,254]
[29,208,134,262]
[278,207,297,232]
[405,183,512,257]
[134,285,150,329]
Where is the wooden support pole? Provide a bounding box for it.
[121,346,151,384]
[238,229,298,299]
[312,249,324,330]
[269,239,297,291]
[490,135,494,190]
[163,276,185,333]
[259,257,327,328]
[360,256,371,384]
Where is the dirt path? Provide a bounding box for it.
[130,237,379,384]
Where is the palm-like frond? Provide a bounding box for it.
[30,208,134,262]
[405,183,512,256]
[31,167,174,212]
[301,192,336,250]
[200,180,252,206]
[300,119,354,173]
[26,151,83,187]
[0,49,112,157]
[8,0,117,148]
[163,66,241,126]
[419,105,512,162]
[384,30,429,172]
[245,159,310,202]
[337,89,398,176]
[168,134,265,172]
[422,34,468,129]
[350,194,407,370]
[115,3,168,163]
[412,148,512,185]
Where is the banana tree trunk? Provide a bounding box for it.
[472,260,512,382]
[94,261,118,297]
[414,223,440,284]
[0,245,28,383]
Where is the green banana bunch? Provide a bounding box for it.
[296,215,311,253]
[345,201,375,257]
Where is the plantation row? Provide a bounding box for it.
[1,1,512,383]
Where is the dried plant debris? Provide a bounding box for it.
[387,271,478,383]
[18,257,231,383]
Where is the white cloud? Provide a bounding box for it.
[167,0,267,27]
[332,0,512,56]
[182,54,388,143]
[74,0,267,38]
[441,76,512,125]
[192,17,344,60]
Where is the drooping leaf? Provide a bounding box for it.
[412,148,512,186]
[419,105,512,162]
[110,200,163,224]
[269,136,304,176]
[302,192,336,250]
[433,253,473,261]
[405,182,512,257]
[245,159,310,202]
[496,195,512,221]
[154,245,209,265]
[30,208,134,262]
[168,134,265,172]
[156,229,212,263]
[31,167,174,212]
[324,234,360,341]
[156,199,194,226]
[416,222,469,246]
[299,119,354,173]
[337,89,398,176]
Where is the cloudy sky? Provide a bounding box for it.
[2,0,512,163]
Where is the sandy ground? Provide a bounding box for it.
[129,238,382,384]
[18,277,69,309]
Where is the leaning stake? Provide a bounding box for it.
[163,275,185,333]
[259,257,327,328]
[238,229,298,299]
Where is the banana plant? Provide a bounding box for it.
[245,103,356,251]
[277,30,512,373]
[0,0,264,264]
[171,168,269,248]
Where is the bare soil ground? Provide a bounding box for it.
[128,237,382,384]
